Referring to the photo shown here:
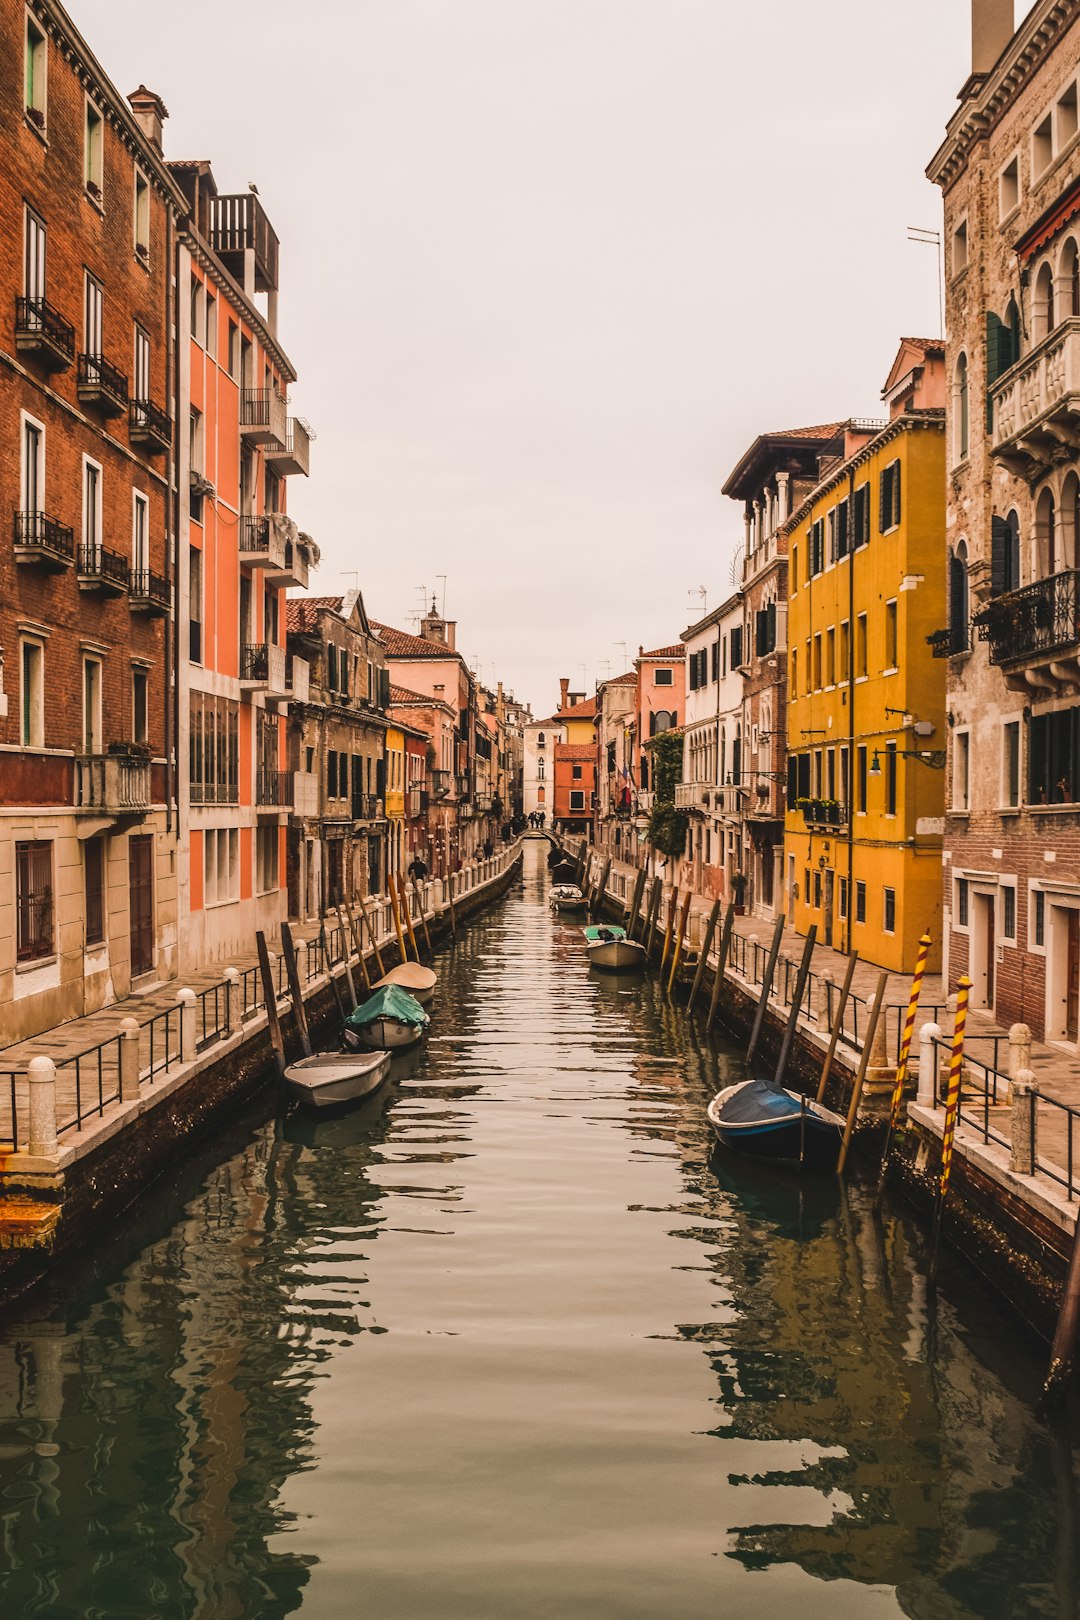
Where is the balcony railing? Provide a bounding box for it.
[239,513,289,569]
[267,417,311,477]
[973,570,1080,666]
[129,398,171,454]
[256,769,292,808]
[210,193,280,293]
[674,781,713,812]
[77,543,130,595]
[13,510,74,569]
[240,641,287,696]
[927,626,969,659]
[240,388,287,449]
[991,319,1080,474]
[432,769,453,798]
[129,569,170,615]
[796,798,848,829]
[268,536,309,590]
[15,295,74,371]
[191,780,239,806]
[285,653,309,702]
[75,754,151,817]
[77,352,128,416]
[352,793,381,822]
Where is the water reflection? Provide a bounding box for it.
[0,840,1075,1619]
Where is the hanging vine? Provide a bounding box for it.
[644,728,688,858]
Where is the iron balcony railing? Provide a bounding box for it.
[256,769,293,808]
[13,509,74,564]
[210,193,279,291]
[352,793,380,822]
[77,352,129,412]
[927,626,969,658]
[191,779,239,806]
[15,295,75,365]
[973,569,1080,665]
[129,569,170,611]
[797,798,848,829]
[240,643,287,694]
[78,544,130,589]
[129,397,171,449]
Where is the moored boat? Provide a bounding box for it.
[551,861,578,886]
[583,924,647,972]
[343,984,429,1051]
[706,1076,844,1171]
[284,1049,392,1110]
[375,961,438,1007]
[550,883,589,913]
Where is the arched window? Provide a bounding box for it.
[955,352,969,461]
[1035,261,1056,340]
[537,732,545,747]
[949,540,969,652]
[1036,487,1058,576]
[536,756,544,780]
[1065,472,1080,573]
[731,731,742,786]
[719,728,727,784]
[1063,239,1080,320]
[1005,509,1022,591]
[651,710,674,735]
[1006,295,1022,364]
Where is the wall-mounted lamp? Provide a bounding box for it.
[869,747,946,773]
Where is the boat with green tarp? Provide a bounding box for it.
[583,924,647,972]
[343,984,430,1051]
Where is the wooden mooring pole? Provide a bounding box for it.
[447,873,459,937]
[643,878,662,958]
[361,896,387,977]
[689,900,721,1014]
[626,867,647,940]
[279,922,312,1058]
[837,969,889,1177]
[774,926,816,1091]
[388,879,408,965]
[746,915,786,1066]
[875,932,932,1206]
[816,951,858,1105]
[928,973,972,1285]
[705,904,736,1033]
[412,878,433,957]
[660,887,678,976]
[397,873,420,961]
[591,858,612,919]
[334,901,359,1009]
[255,931,287,1077]
[667,890,692,994]
[575,839,588,884]
[342,898,371,993]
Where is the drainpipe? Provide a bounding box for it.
[846,464,856,956]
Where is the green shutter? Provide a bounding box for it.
[893,461,901,528]
[986,312,1008,430]
[878,469,888,533]
[990,515,1008,596]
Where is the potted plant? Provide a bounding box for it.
[731,871,748,915]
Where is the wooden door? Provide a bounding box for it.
[824,869,834,949]
[128,835,154,978]
[985,895,996,1007]
[1068,912,1080,1042]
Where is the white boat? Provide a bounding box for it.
[550,883,589,913]
[284,1049,392,1110]
[584,924,648,972]
[348,1018,426,1052]
[375,961,438,1007]
[343,985,430,1051]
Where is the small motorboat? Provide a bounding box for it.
[284,1048,392,1110]
[343,985,429,1051]
[584,924,647,972]
[551,861,578,886]
[707,1076,844,1172]
[375,961,438,1007]
[550,883,589,913]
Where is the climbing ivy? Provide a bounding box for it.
[644,728,688,858]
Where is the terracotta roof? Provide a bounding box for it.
[762,421,843,441]
[641,645,684,660]
[556,695,597,719]
[722,422,845,500]
[371,621,458,659]
[555,744,597,760]
[285,595,343,635]
[606,670,638,687]
[900,337,945,352]
[389,683,430,704]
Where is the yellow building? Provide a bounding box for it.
[385,727,406,875]
[784,340,946,973]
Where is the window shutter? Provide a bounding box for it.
[798,753,811,798]
[766,601,776,651]
[986,311,1007,429]
[787,756,798,806]
[878,469,888,532]
[892,461,901,528]
[990,515,1008,596]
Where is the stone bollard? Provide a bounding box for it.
[862,991,895,1097]
[119,1016,142,1103]
[176,987,197,1065]
[817,970,834,1031]
[224,967,242,1035]
[916,1021,942,1107]
[27,1055,58,1158]
[1007,1023,1032,1095]
[1010,1070,1038,1176]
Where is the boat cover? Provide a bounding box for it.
[377,962,437,992]
[345,985,429,1030]
[718,1077,808,1125]
[551,884,584,899]
[584,926,627,942]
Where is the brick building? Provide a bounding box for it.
[388,682,459,875]
[930,0,1080,1037]
[0,1,184,1039]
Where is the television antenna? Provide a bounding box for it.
[688,585,707,616]
[908,225,944,340]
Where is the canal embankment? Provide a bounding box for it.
[0,842,523,1297]
[563,838,1080,1344]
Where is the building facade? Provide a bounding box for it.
[1,6,182,1040]
[930,0,1080,1035]
[594,671,637,858]
[677,594,744,901]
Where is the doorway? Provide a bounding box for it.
[1068,911,1079,1042]
[128,835,154,978]
[824,868,834,949]
[971,891,996,1010]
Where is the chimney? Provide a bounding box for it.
[971,0,1014,76]
[127,86,168,152]
[559,677,570,711]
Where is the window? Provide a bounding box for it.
[569,790,585,811]
[952,217,968,276]
[826,627,835,687]
[879,461,901,532]
[21,413,44,516]
[885,600,898,670]
[855,880,867,925]
[1003,720,1020,808]
[790,649,798,695]
[885,742,897,817]
[84,272,102,356]
[790,545,798,592]
[812,634,822,690]
[991,511,1022,595]
[949,542,970,653]
[809,518,825,576]
[838,878,848,919]
[134,171,150,259]
[133,323,150,402]
[204,828,239,906]
[839,620,850,681]
[654,668,673,686]
[189,546,203,663]
[755,602,776,655]
[256,825,279,894]
[16,841,53,962]
[1058,81,1079,148]
[853,483,870,548]
[572,764,582,780]
[883,887,896,934]
[1033,111,1054,178]
[85,838,105,946]
[82,655,102,753]
[813,870,822,908]
[537,732,545,747]
[1002,884,1017,943]
[954,730,970,811]
[856,613,868,678]
[1028,706,1080,803]
[205,291,217,359]
[857,745,867,813]
[24,206,45,302]
[84,101,103,198]
[190,275,204,346]
[132,667,148,744]
[25,13,46,125]
[955,353,969,461]
[730,626,743,669]
[81,457,102,567]
[957,877,969,928]
[803,867,811,902]
[1000,156,1020,221]
[328,751,339,798]
[1032,888,1046,948]
[537,756,545,780]
[227,319,239,377]
[20,637,44,748]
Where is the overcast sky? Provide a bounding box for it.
[76,0,1032,714]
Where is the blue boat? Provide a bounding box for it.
[706,1076,844,1172]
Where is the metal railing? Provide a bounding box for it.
[257,769,293,808]
[13,509,74,563]
[77,351,128,407]
[56,1037,122,1137]
[129,397,170,444]
[975,570,1080,665]
[78,543,130,589]
[15,294,75,360]
[130,569,170,609]
[196,982,230,1052]
[144,1005,183,1083]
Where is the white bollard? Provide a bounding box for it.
[1008,1022,1032,1083]
[1010,1070,1038,1175]
[27,1055,58,1157]
[916,1021,942,1107]
[176,987,197,1064]
[224,967,242,1034]
[817,970,834,1031]
[119,1016,142,1102]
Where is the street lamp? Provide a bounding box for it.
[868,748,946,773]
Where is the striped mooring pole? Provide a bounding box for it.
[875,932,932,1204]
[928,973,971,1285]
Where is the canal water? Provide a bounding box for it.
[0,839,1078,1620]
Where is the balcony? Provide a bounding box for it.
[240,641,287,699]
[191,779,239,806]
[352,793,383,823]
[240,387,287,449]
[991,319,1080,477]
[267,417,311,477]
[239,513,289,570]
[292,770,319,818]
[15,296,74,371]
[927,626,969,659]
[674,781,713,813]
[77,544,129,596]
[267,532,311,590]
[75,753,151,820]
[210,193,280,293]
[77,353,128,417]
[129,569,170,615]
[256,768,293,809]
[13,510,74,570]
[974,571,1080,678]
[129,398,171,455]
[285,653,310,702]
[796,798,848,830]
[432,769,453,798]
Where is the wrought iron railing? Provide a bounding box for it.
[78,544,130,588]
[13,509,74,562]
[78,351,129,406]
[974,570,1080,665]
[257,769,293,807]
[15,294,75,360]
[927,626,968,658]
[129,397,170,443]
[130,568,170,609]
[240,514,271,551]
